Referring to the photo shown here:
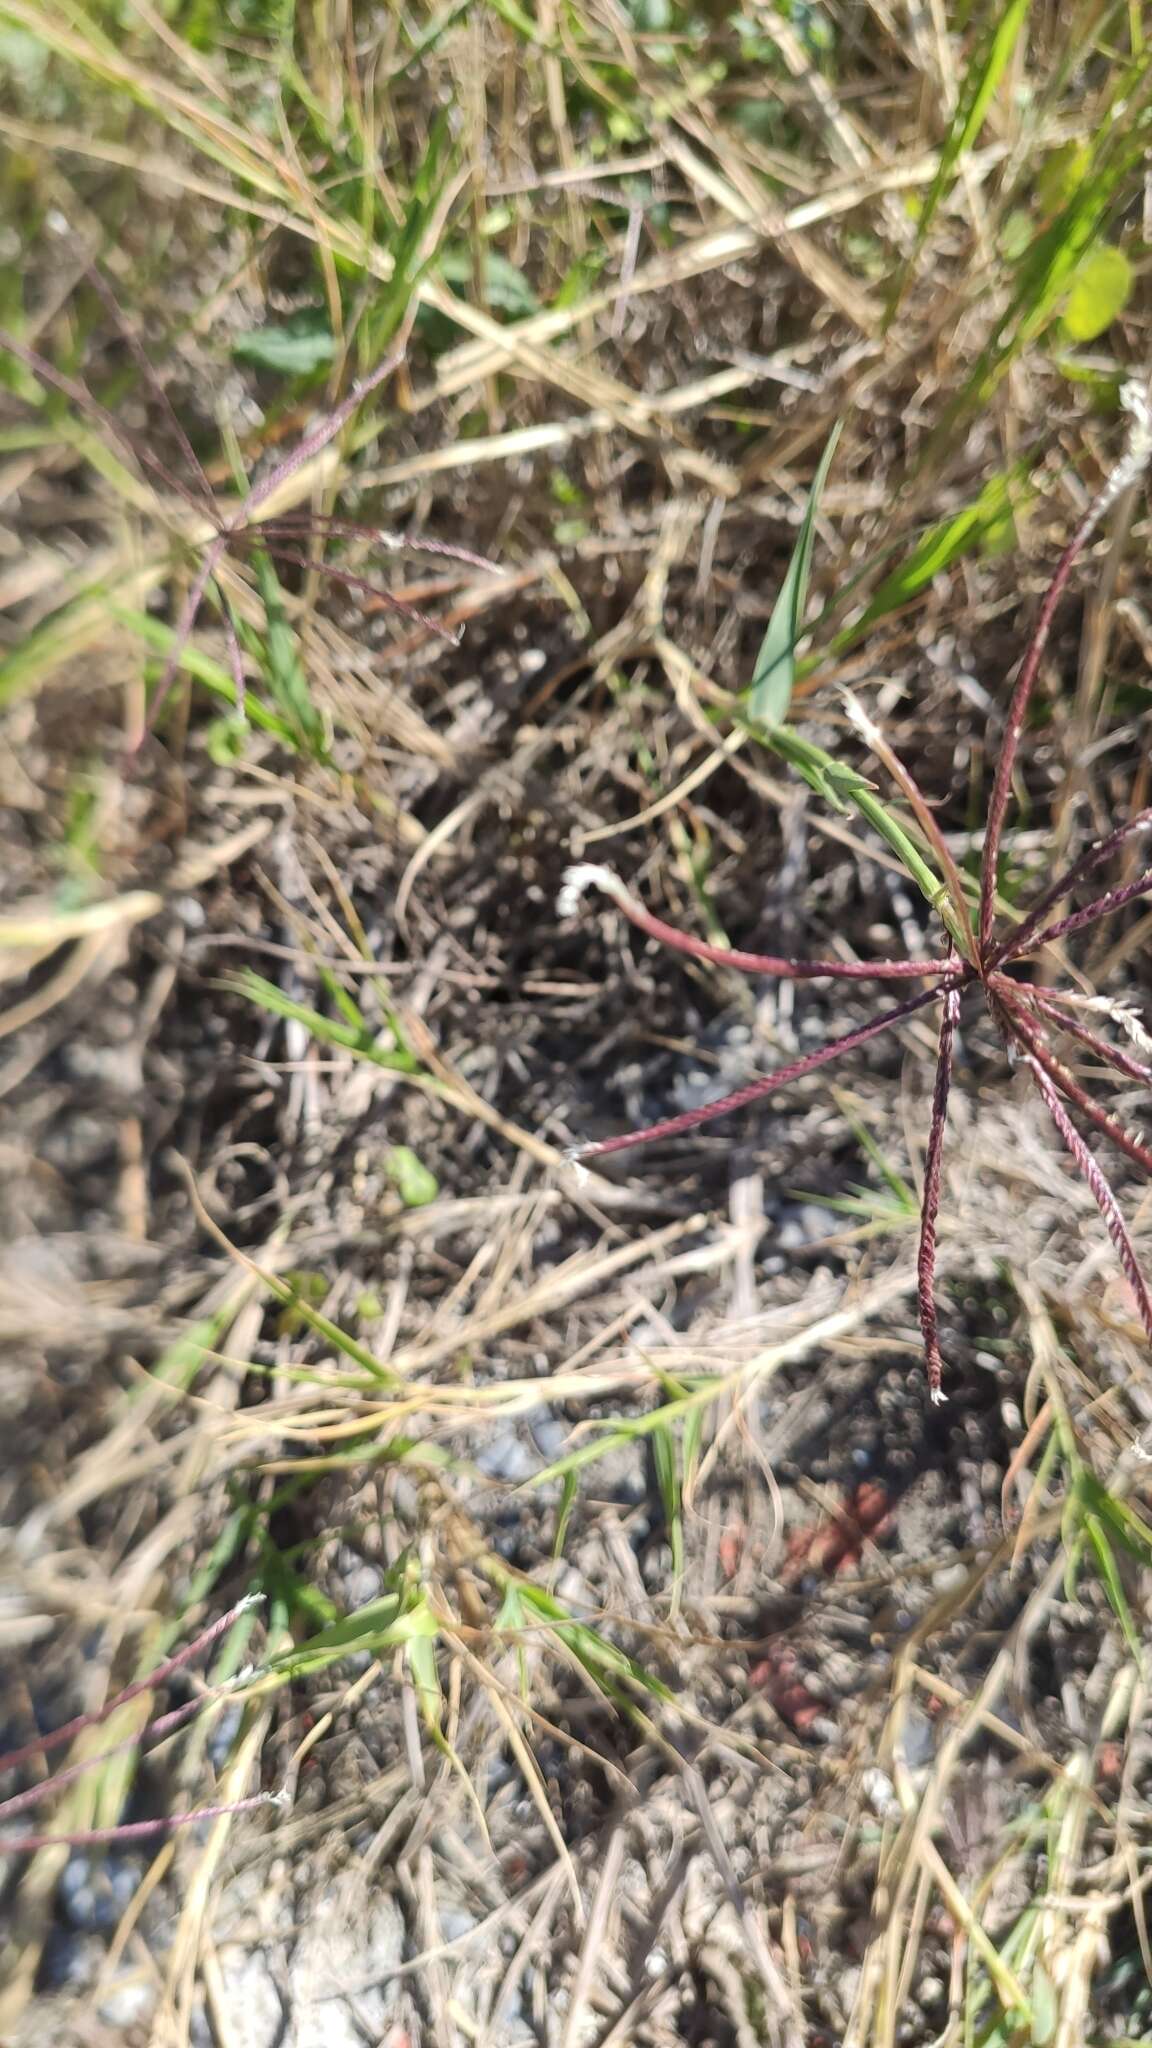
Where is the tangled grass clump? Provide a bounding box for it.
[562,387,1152,1400]
[2,266,500,751]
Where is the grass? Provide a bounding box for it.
[559,383,1152,1400]
[1,2,1152,2043]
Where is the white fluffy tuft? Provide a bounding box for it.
[557,862,623,919]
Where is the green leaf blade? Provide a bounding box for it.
[749,419,842,724]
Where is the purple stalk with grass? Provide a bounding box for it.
[0,1597,276,1857]
[561,384,1152,1400]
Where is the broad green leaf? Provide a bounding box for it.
[1035,140,1089,216]
[1060,243,1133,341]
[439,246,538,318]
[233,310,336,377]
[749,419,842,723]
[385,1145,440,1207]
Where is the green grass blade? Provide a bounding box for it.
[110,607,299,740]
[651,1420,684,1596]
[742,720,953,924]
[247,549,324,751]
[1083,1511,1143,1661]
[233,968,419,1072]
[749,419,842,724]
[832,467,1028,649]
[889,0,1031,320]
[551,1469,580,1563]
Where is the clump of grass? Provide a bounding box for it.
[1,267,501,751]
[561,383,1152,1401]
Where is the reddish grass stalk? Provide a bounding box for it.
[996,987,1152,1176]
[220,602,248,718]
[559,865,954,982]
[0,333,205,514]
[256,514,502,575]
[0,1596,260,1778]
[1020,865,1152,955]
[989,808,1152,966]
[1024,991,1152,1088]
[134,532,230,745]
[129,312,433,743]
[978,395,1152,958]
[844,695,975,960]
[83,259,215,501]
[0,1687,237,1827]
[917,983,960,1403]
[1022,1054,1152,1341]
[241,323,415,523]
[569,981,957,1162]
[1,1793,280,1857]
[256,544,461,643]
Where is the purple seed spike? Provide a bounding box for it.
[1021,866,1152,956]
[238,324,412,525]
[256,544,460,643]
[998,989,1152,1176]
[979,390,1152,960]
[0,331,208,515]
[1020,1051,1152,1342]
[992,808,1152,966]
[82,262,214,501]
[0,1690,216,1826]
[1026,993,1152,1088]
[918,983,960,1403]
[568,981,955,1162]
[255,514,501,577]
[130,531,230,751]
[2,1792,281,1857]
[0,1596,261,1778]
